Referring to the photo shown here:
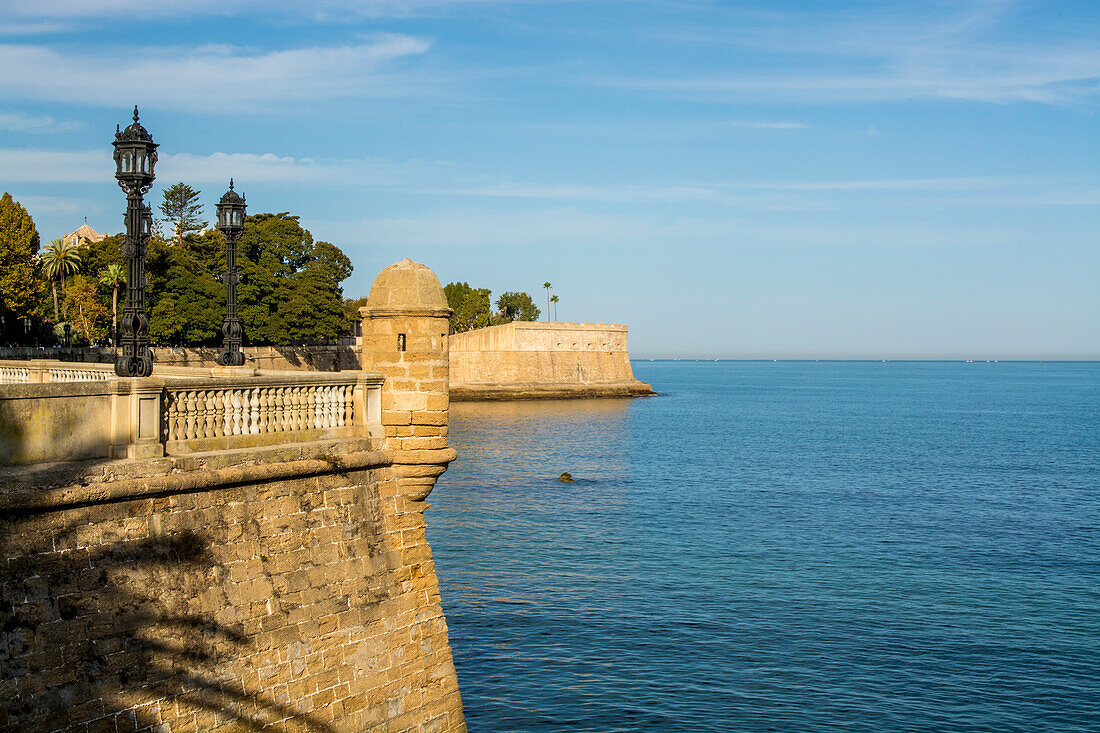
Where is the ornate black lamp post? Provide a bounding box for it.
[216,180,247,367]
[112,106,158,377]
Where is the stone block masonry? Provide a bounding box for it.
[1,442,462,732]
[448,321,655,400]
[0,259,466,732]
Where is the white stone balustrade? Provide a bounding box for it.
[0,366,30,384]
[49,367,113,382]
[0,361,115,384]
[0,365,384,464]
[163,382,359,443]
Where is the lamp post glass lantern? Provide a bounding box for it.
[216,179,247,367]
[112,106,158,377]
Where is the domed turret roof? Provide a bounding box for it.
[219,179,244,205]
[364,258,450,315]
[116,106,154,143]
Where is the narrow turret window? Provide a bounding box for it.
[398,334,406,351]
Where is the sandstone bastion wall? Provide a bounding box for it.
[1,446,463,732]
[448,322,654,400]
[0,259,467,733]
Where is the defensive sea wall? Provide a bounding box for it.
[448,321,655,400]
[0,260,466,732]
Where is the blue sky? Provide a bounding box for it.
[1,0,1097,358]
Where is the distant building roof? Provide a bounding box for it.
[63,223,106,248]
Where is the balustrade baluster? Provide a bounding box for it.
[248,388,260,434]
[185,391,199,439]
[173,391,187,435]
[307,387,319,429]
[295,388,306,430]
[274,388,286,432]
[343,384,355,426]
[165,391,180,441]
[260,387,272,434]
[226,387,239,433]
[320,386,331,428]
[212,390,225,437]
[200,391,212,435]
[193,390,208,438]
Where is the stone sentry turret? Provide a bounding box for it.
[359,258,455,500]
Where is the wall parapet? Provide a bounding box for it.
[0,362,383,465]
[0,345,361,371]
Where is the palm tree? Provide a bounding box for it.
[550,294,559,322]
[40,238,82,322]
[543,282,552,322]
[99,264,126,341]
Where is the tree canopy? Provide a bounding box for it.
[0,192,47,324]
[441,282,543,332]
[496,291,540,323]
[237,213,352,344]
[444,281,493,333]
[80,212,353,346]
[159,183,207,240]
[63,275,110,345]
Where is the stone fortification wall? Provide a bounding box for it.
[0,440,463,732]
[448,321,654,400]
[0,259,466,732]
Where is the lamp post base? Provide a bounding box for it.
[115,349,154,378]
[216,350,246,367]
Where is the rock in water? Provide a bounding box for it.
[558,472,575,483]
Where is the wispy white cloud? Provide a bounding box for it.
[2,193,86,216]
[0,150,109,183]
[317,208,1028,250]
[593,4,1100,106]
[729,120,808,129]
[0,111,79,133]
[0,35,434,109]
[602,56,1100,105]
[714,176,1037,192]
[3,147,1094,212]
[0,0,528,23]
[0,148,452,187]
[0,21,70,35]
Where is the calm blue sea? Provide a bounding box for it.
[426,361,1100,732]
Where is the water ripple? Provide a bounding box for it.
[428,362,1100,732]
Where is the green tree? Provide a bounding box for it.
[283,240,353,343]
[236,213,353,345]
[99,264,126,336]
[63,275,110,344]
[444,281,493,333]
[496,291,539,323]
[343,295,369,321]
[40,237,82,321]
[0,192,47,329]
[543,281,552,322]
[159,183,207,241]
[550,294,559,322]
[145,235,223,346]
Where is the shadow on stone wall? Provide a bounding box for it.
[1,519,338,731]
